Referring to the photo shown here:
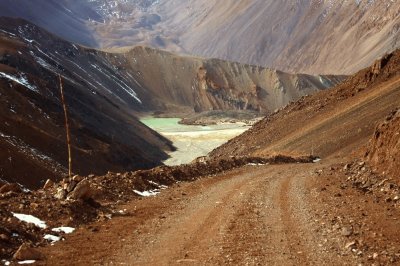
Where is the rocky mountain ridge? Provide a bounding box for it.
[1,0,399,74]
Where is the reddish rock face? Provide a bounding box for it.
[366,109,400,180]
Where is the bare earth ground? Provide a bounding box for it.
[35,159,400,265]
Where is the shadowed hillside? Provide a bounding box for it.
[0,18,174,188]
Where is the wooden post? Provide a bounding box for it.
[59,75,72,178]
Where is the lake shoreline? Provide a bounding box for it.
[140,117,249,165]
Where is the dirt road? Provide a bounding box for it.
[39,161,399,265]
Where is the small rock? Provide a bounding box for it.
[343,164,350,171]
[72,175,83,182]
[13,243,43,261]
[345,241,356,249]
[43,179,54,190]
[341,226,353,237]
[30,203,39,209]
[54,188,67,200]
[373,252,379,259]
[0,234,9,242]
[0,183,21,194]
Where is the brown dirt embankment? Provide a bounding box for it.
[365,108,400,180]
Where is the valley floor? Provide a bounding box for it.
[37,159,400,265]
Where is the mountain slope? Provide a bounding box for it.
[0,18,174,188]
[1,0,399,74]
[210,49,400,159]
[161,0,400,75]
[114,46,343,115]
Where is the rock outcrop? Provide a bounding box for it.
[366,109,400,180]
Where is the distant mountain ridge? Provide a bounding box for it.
[1,0,399,74]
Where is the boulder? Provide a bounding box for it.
[13,243,43,261]
[68,179,92,200]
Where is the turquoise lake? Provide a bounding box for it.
[140,117,249,165]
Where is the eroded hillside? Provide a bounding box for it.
[210,49,400,159]
[114,46,342,114]
[2,0,399,74]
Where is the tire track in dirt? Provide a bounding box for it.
[122,167,270,265]
[39,163,357,265]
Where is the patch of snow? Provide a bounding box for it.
[52,227,75,234]
[133,189,160,197]
[147,180,168,189]
[313,158,322,163]
[0,29,16,37]
[118,209,127,214]
[12,213,47,229]
[18,260,36,264]
[89,63,142,103]
[1,260,10,266]
[17,183,31,193]
[44,234,61,243]
[247,163,268,166]
[0,72,38,93]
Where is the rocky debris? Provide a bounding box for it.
[343,160,400,204]
[315,160,400,265]
[13,243,43,261]
[0,154,314,261]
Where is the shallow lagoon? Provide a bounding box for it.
[141,117,249,165]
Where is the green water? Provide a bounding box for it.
[140,117,249,165]
[140,117,183,132]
